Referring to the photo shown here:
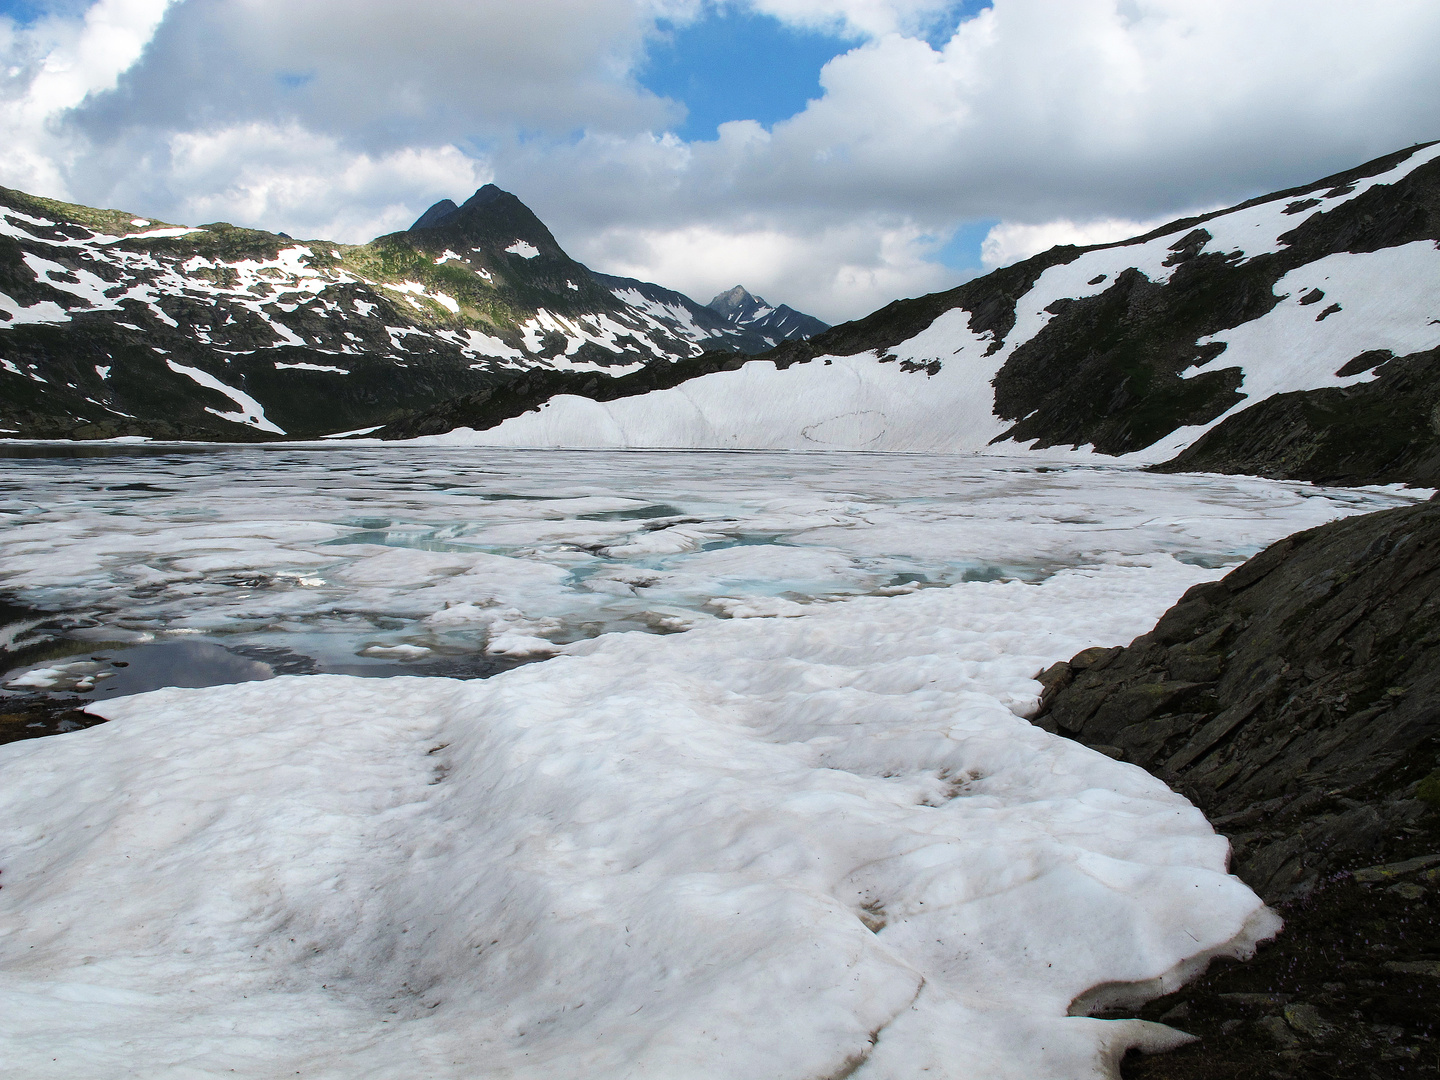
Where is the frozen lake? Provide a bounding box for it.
[0,445,1411,700]
[0,446,1424,1079]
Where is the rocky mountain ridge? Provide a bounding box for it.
[707,285,829,345]
[0,183,825,440]
[423,141,1440,489]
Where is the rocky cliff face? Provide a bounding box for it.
[1034,501,1440,1077]
[1037,498,1440,900]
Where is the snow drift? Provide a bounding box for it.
[1,557,1280,1079]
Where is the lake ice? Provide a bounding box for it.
[0,447,1423,1078]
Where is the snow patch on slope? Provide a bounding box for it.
[1192,241,1440,396]
[165,360,285,433]
[427,307,1003,450]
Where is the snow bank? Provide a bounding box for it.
[0,557,1279,1079]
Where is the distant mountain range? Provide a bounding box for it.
[0,184,825,440]
[415,141,1440,488]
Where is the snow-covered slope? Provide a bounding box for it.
[425,143,1440,485]
[1,548,1279,1080]
[0,185,813,440]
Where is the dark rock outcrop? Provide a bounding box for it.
[1038,497,1440,899]
[1034,500,1440,1077]
[1152,345,1440,486]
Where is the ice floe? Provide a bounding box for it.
[0,446,1417,690]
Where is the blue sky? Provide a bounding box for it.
[638,3,994,272]
[640,9,855,142]
[0,0,79,21]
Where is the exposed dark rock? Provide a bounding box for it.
[409,198,460,231]
[1034,499,1440,1078]
[1154,345,1440,486]
[988,145,1440,458]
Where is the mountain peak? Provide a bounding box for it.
[705,284,828,340]
[708,285,764,319]
[410,199,459,231]
[408,184,515,232]
[460,184,506,210]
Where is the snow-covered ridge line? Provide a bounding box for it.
[0,182,827,441]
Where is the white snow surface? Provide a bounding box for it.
[0,448,1422,1078]
[1192,241,1440,398]
[274,361,350,374]
[433,145,1440,453]
[5,548,1275,1079]
[505,239,541,258]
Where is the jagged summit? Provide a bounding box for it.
[706,284,830,342]
[707,285,764,320]
[409,185,509,231]
[398,184,560,256]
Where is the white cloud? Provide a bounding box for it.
[747,0,961,37]
[574,215,955,323]
[979,214,1191,268]
[743,0,1440,222]
[0,0,176,196]
[78,0,680,146]
[158,125,492,242]
[1,0,1438,321]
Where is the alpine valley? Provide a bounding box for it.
[0,184,827,441]
[5,142,1440,1080]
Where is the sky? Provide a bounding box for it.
[0,1,1437,323]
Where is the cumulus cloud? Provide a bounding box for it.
[574,213,955,321]
[76,0,682,146]
[158,126,493,241]
[1,0,1438,321]
[0,0,176,195]
[746,0,962,37]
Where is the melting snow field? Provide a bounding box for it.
[0,447,1425,1079]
